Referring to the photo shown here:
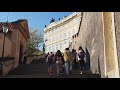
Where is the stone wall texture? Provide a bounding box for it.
[72,12,105,77]
[27,54,46,64]
[114,12,120,74]
[0,60,15,76]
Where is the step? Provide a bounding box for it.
[0,73,100,78]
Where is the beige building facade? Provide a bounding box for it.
[44,12,81,53]
[0,19,30,75]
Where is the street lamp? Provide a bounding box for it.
[2,23,8,60]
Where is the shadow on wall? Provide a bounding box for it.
[85,48,91,72]
[98,55,101,76]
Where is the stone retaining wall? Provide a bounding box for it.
[27,54,46,64]
[0,59,15,76]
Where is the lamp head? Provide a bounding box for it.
[2,23,8,33]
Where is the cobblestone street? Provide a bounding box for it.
[0,57,100,78]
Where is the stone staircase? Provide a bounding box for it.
[0,58,100,78]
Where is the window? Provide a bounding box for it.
[53,29,55,33]
[52,45,54,52]
[50,31,52,35]
[49,38,51,43]
[65,24,67,28]
[49,46,51,52]
[64,40,67,45]
[68,31,71,37]
[52,38,54,42]
[56,35,58,42]
[60,43,62,49]
[72,29,75,35]
[45,46,47,53]
[48,32,50,37]
[56,44,58,51]
[60,26,62,30]
[52,30,53,34]
[58,29,60,32]
[69,38,71,43]
[55,28,58,33]
[64,33,66,38]
[60,35,62,40]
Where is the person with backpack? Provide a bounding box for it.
[50,52,55,75]
[78,46,86,74]
[55,50,63,76]
[72,49,78,69]
[23,52,27,64]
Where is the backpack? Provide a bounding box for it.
[56,56,62,64]
[66,51,72,61]
[50,54,54,64]
[46,55,50,63]
[78,50,85,60]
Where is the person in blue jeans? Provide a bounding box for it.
[63,48,72,77]
[46,52,54,76]
[78,46,86,74]
[54,50,63,76]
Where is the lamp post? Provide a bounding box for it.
[2,23,8,60]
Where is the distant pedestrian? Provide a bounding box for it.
[63,48,72,76]
[78,46,86,74]
[23,52,27,64]
[49,52,55,75]
[72,49,78,69]
[46,52,52,76]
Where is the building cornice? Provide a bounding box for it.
[44,12,78,33]
[45,37,72,46]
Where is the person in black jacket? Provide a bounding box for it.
[78,46,86,74]
[23,52,27,64]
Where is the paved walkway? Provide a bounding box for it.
[0,58,100,78]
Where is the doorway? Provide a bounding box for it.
[19,44,23,64]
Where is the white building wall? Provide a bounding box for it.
[44,12,81,53]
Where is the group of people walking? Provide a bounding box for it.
[46,46,86,77]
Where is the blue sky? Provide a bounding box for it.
[0,12,73,50]
[0,12,73,31]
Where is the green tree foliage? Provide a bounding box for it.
[26,28,43,56]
